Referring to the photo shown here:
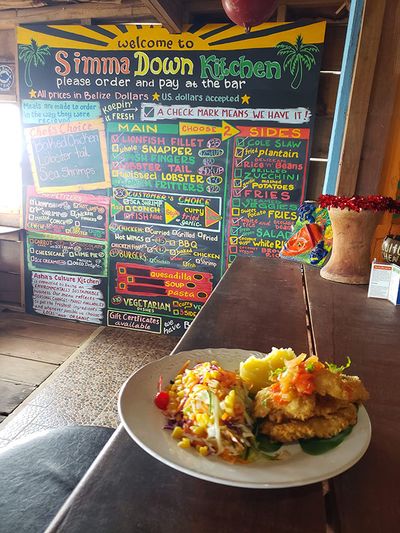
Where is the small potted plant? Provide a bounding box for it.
[318,195,400,284]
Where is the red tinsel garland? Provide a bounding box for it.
[318,194,400,213]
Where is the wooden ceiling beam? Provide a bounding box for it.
[185,0,342,13]
[0,1,152,30]
[280,0,343,5]
[0,0,344,30]
[0,0,124,5]
[141,1,183,32]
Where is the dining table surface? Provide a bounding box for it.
[46,257,400,533]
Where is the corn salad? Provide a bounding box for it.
[160,361,255,462]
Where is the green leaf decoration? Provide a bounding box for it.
[276,34,319,90]
[299,426,353,455]
[19,38,51,88]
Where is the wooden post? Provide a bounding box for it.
[323,0,365,195]
[335,0,386,196]
[371,81,400,260]
[276,4,287,22]
[141,0,183,33]
[0,3,150,29]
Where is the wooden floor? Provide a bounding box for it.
[0,311,98,421]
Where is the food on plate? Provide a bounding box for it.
[260,403,357,443]
[254,353,369,443]
[155,350,369,460]
[239,347,296,394]
[157,361,255,462]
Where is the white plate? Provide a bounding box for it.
[118,348,371,489]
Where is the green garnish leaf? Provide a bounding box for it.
[242,446,251,461]
[299,426,353,455]
[305,361,315,372]
[253,421,282,456]
[270,367,285,380]
[325,356,351,374]
[257,450,281,461]
[256,434,282,453]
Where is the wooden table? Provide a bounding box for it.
[46,258,400,533]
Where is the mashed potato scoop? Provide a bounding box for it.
[239,347,296,394]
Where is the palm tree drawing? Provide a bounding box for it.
[276,35,319,90]
[19,39,51,88]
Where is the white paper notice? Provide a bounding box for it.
[367,263,393,299]
[31,271,105,323]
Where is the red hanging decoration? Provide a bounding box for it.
[221,0,279,33]
[318,194,400,214]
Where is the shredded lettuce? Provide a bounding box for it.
[210,391,223,454]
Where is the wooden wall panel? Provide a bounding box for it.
[0,28,14,61]
[0,236,23,309]
[321,23,346,71]
[317,73,339,116]
[356,0,400,195]
[0,271,20,304]
[0,28,16,100]
[0,213,20,226]
[312,116,333,159]
[306,160,326,200]
[0,240,20,273]
[371,81,400,261]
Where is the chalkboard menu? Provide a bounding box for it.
[25,119,110,193]
[18,22,325,332]
[26,186,109,239]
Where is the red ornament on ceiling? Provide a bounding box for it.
[221,0,279,32]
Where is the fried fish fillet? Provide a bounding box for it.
[254,389,352,424]
[254,388,316,422]
[314,371,369,402]
[259,403,358,443]
[313,395,351,416]
[253,356,368,443]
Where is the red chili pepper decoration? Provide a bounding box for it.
[154,375,169,410]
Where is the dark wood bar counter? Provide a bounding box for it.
[46,258,400,533]
[305,267,400,533]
